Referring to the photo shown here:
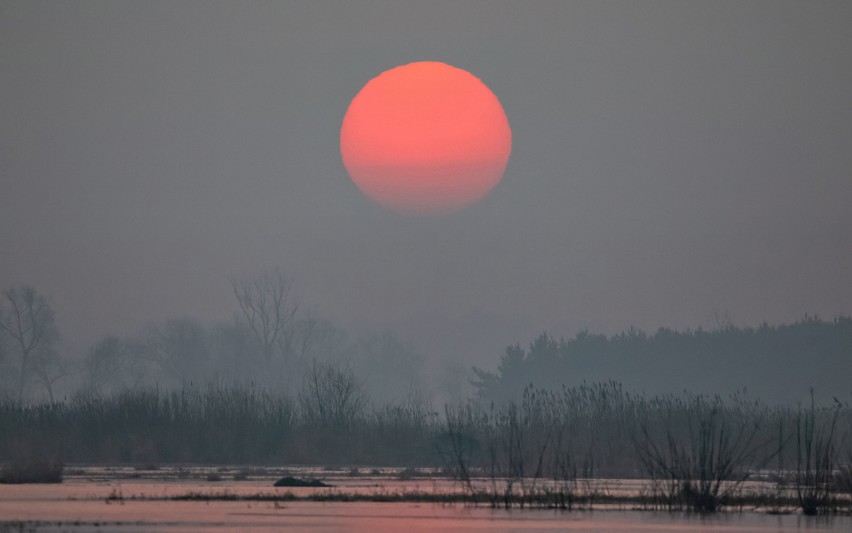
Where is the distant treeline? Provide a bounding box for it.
[3,277,851,408]
[472,317,852,405]
[0,274,428,405]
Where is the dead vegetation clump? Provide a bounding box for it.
[0,458,64,484]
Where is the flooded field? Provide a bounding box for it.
[1,466,851,531]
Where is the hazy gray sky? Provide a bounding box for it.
[2,1,851,365]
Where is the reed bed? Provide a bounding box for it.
[1,381,850,513]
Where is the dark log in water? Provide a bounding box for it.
[273,476,333,488]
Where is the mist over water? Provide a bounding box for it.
[2,1,850,364]
[2,3,852,528]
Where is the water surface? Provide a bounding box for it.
[1,466,849,531]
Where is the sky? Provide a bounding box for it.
[2,1,851,368]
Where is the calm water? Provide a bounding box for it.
[1,466,850,532]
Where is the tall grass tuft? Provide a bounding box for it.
[795,391,842,515]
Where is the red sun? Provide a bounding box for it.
[340,61,512,214]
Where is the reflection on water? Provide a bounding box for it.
[0,466,850,532]
[1,500,850,532]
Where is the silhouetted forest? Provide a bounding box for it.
[2,275,850,407]
[472,317,852,405]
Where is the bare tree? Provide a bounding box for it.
[29,346,68,402]
[279,312,318,363]
[83,336,135,395]
[230,268,298,364]
[209,320,258,383]
[0,286,60,402]
[136,318,210,388]
[299,360,366,428]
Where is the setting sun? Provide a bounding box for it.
[340,61,512,214]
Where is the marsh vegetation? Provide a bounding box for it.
[2,382,850,514]
[1,279,851,515]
